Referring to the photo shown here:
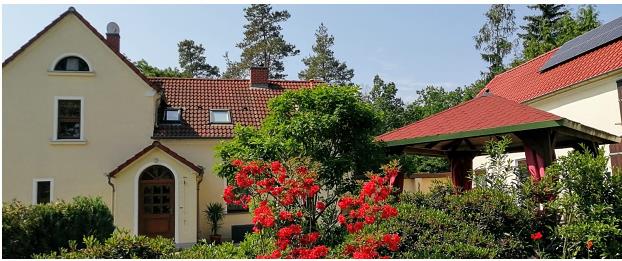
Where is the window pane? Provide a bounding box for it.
[66,57,80,71]
[37,181,51,204]
[54,56,90,71]
[211,110,231,123]
[165,110,180,121]
[57,100,81,139]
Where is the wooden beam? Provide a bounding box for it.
[424,140,441,149]
[402,147,447,157]
[442,138,464,151]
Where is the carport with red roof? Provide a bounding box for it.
[376,92,620,191]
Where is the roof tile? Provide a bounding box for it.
[151,78,317,139]
[376,94,561,143]
[482,39,622,103]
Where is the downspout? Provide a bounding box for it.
[106,173,115,216]
[196,167,205,241]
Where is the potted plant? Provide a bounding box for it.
[204,202,225,244]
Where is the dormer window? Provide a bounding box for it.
[54,56,90,71]
[210,109,231,124]
[163,108,181,122]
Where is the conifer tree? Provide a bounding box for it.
[298,23,354,84]
[223,4,299,79]
[178,39,219,78]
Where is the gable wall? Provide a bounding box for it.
[2,14,157,208]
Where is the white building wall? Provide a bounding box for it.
[474,72,622,173]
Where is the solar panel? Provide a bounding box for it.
[540,16,622,72]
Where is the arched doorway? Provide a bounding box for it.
[138,165,175,238]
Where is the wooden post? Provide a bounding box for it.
[447,151,476,191]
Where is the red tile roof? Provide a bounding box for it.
[151,78,318,139]
[2,7,159,92]
[482,38,622,103]
[108,141,203,177]
[376,94,562,144]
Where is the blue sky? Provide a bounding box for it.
[3,4,622,102]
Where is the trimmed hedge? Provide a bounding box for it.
[35,230,176,259]
[2,196,115,258]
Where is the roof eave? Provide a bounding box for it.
[379,120,563,148]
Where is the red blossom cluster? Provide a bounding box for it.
[224,159,402,259]
[224,159,329,259]
[338,162,402,258]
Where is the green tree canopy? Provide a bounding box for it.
[365,75,406,133]
[518,4,569,60]
[134,59,188,77]
[223,4,299,79]
[177,39,219,78]
[516,4,600,63]
[216,85,383,193]
[474,4,517,80]
[298,23,354,84]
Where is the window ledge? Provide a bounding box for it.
[49,139,87,145]
[48,71,95,77]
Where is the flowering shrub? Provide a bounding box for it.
[224,158,401,259]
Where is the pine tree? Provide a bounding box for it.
[519,4,569,60]
[366,75,405,132]
[474,4,517,80]
[223,4,299,79]
[177,39,219,78]
[298,23,354,84]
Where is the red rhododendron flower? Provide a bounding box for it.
[235,172,254,188]
[381,205,398,219]
[279,210,293,221]
[383,234,400,251]
[316,201,326,211]
[531,231,543,241]
[338,214,347,224]
[252,201,275,228]
[231,159,243,167]
[223,185,236,204]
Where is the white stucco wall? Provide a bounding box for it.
[474,72,622,172]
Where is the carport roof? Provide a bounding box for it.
[376,94,620,155]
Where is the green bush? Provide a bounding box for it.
[392,187,534,258]
[544,148,622,258]
[2,196,115,258]
[35,230,176,259]
[168,232,276,258]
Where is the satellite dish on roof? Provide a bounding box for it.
[106,22,120,34]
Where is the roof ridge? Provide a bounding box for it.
[149,77,317,84]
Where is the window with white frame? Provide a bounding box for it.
[210,109,232,124]
[54,56,90,71]
[163,108,181,122]
[33,179,53,204]
[55,97,84,140]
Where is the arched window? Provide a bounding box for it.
[54,56,90,71]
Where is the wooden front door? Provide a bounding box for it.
[139,165,175,238]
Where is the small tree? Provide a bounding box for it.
[204,202,225,242]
